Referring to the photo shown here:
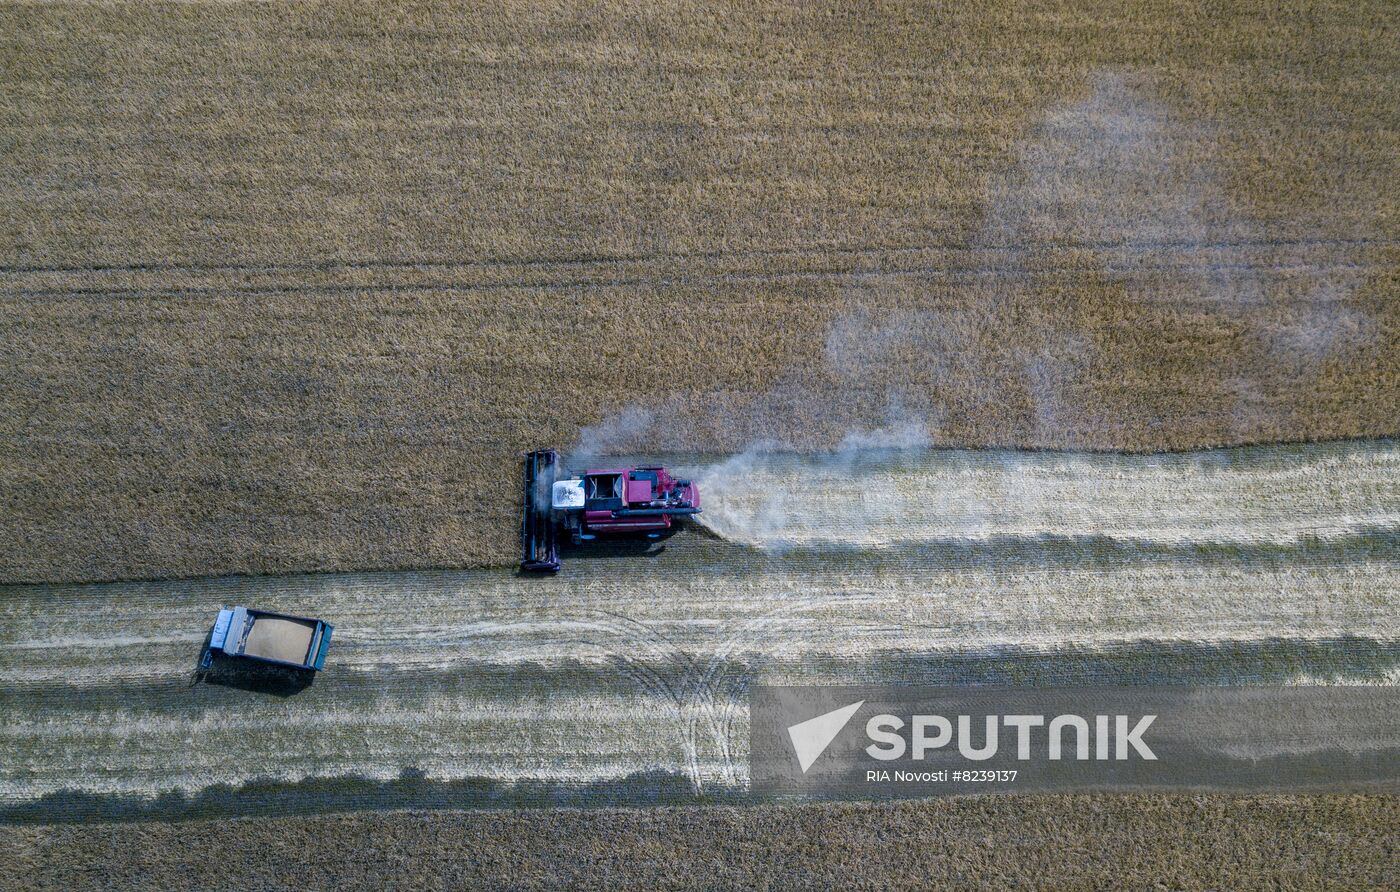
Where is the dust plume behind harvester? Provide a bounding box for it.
[521,449,701,572]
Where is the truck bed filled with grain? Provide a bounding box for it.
[241,616,317,664]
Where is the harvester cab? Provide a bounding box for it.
[521,449,701,572]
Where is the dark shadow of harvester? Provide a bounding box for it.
[562,533,675,560]
[512,536,672,577]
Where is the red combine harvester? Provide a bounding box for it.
[521,449,701,572]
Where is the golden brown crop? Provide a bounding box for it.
[2,1,1398,582]
[5,795,1397,890]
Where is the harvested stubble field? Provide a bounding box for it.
[2,441,1396,820]
[4,0,1400,887]
[3,0,1400,583]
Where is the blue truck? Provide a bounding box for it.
[201,606,333,671]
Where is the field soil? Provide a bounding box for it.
[4,0,1400,582]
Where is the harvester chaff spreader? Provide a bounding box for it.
[521,449,701,572]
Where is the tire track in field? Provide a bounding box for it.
[6,257,1384,300]
[3,234,1383,300]
[3,234,1389,276]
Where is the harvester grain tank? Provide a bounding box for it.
[521,448,701,572]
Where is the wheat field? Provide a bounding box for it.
[4,1,1400,887]
[3,0,1399,583]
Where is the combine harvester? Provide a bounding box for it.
[521,448,701,572]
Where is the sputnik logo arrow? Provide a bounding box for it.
[787,700,865,773]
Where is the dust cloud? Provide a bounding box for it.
[571,68,1381,534]
[690,439,1399,551]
